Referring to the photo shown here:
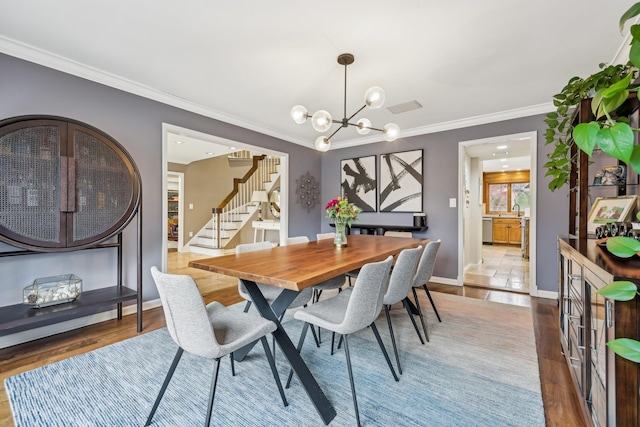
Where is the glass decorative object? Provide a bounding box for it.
[334,219,348,247]
[24,274,82,308]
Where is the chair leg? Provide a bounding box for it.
[369,322,399,382]
[286,322,310,388]
[204,358,221,427]
[230,351,235,376]
[330,332,336,356]
[402,298,425,345]
[342,334,361,427]
[384,305,402,375]
[260,336,288,407]
[145,347,184,426]
[423,284,442,322]
[412,287,429,342]
[243,300,252,313]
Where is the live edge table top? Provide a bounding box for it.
[189,234,428,291]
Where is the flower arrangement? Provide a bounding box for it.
[325,196,361,227]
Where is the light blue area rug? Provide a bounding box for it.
[5,293,545,426]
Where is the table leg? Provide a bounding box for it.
[241,279,336,425]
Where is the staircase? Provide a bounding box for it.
[188,154,280,256]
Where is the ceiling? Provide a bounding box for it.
[0,1,633,156]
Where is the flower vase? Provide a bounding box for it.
[334,221,348,247]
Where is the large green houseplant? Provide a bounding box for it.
[545,3,640,363]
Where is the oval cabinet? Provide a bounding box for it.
[0,116,140,251]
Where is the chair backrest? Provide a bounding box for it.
[341,256,393,332]
[150,266,218,358]
[285,236,309,245]
[316,232,335,240]
[235,242,273,294]
[413,239,441,288]
[383,245,423,305]
[384,231,412,238]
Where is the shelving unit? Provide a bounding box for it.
[558,95,640,426]
[0,115,143,338]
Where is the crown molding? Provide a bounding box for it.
[1,35,551,152]
[0,36,315,150]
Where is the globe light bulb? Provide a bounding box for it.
[315,136,331,152]
[382,123,400,141]
[311,110,333,132]
[290,105,308,124]
[356,118,372,135]
[364,86,385,109]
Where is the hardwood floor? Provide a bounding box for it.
[0,259,585,426]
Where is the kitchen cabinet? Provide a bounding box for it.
[0,115,142,336]
[492,218,521,245]
[558,237,640,426]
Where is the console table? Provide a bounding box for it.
[252,220,280,242]
[331,223,427,236]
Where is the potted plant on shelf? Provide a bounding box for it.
[545,3,640,363]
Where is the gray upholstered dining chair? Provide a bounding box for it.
[411,239,442,342]
[236,241,313,313]
[288,256,397,427]
[382,245,424,374]
[146,267,287,427]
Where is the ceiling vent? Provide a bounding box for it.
[387,100,423,115]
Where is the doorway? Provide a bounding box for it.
[457,131,538,296]
[161,123,289,273]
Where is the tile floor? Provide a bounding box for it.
[463,244,529,294]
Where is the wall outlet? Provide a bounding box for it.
[189,203,194,210]
[188,231,193,237]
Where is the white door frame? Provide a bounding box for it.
[457,131,538,296]
[161,123,289,272]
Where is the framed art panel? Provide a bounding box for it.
[340,156,377,212]
[587,195,637,233]
[379,149,423,212]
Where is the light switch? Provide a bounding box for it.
[189,231,193,237]
[449,198,456,208]
[189,203,194,210]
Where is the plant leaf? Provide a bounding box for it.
[592,89,606,118]
[602,90,629,115]
[631,40,640,69]
[630,145,640,175]
[573,122,599,156]
[607,338,640,363]
[601,73,632,98]
[607,236,640,258]
[623,6,640,31]
[596,122,634,162]
[597,281,638,301]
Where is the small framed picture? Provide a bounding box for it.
[587,195,637,233]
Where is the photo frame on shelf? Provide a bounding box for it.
[587,195,637,233]
[379,149,423,212]
[340,156,377,212]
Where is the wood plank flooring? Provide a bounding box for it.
[0,256,585,427]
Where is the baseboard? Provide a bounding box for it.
[430,276,461,286]
[533,290,558,300]
[0,298,162,349]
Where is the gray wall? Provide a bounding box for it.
[0,53,323,306]
[321,115,568,292]
[0,50,568,317]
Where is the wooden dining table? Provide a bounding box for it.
[189,234,427,425]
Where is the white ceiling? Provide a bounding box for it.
[0,1,633,156]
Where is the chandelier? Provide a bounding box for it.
[290,53,399,152]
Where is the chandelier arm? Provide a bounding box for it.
[345,122,384,132]
[326,125,344,141]
[346,104,367,122]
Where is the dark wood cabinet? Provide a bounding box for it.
[558,237,640,426]
[0,115,142,336]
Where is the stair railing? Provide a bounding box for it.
[211,155,280,248]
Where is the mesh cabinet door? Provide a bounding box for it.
[0,116,140,251]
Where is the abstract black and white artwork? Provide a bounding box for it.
[379,149,423,212]
[340,156,377,212]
